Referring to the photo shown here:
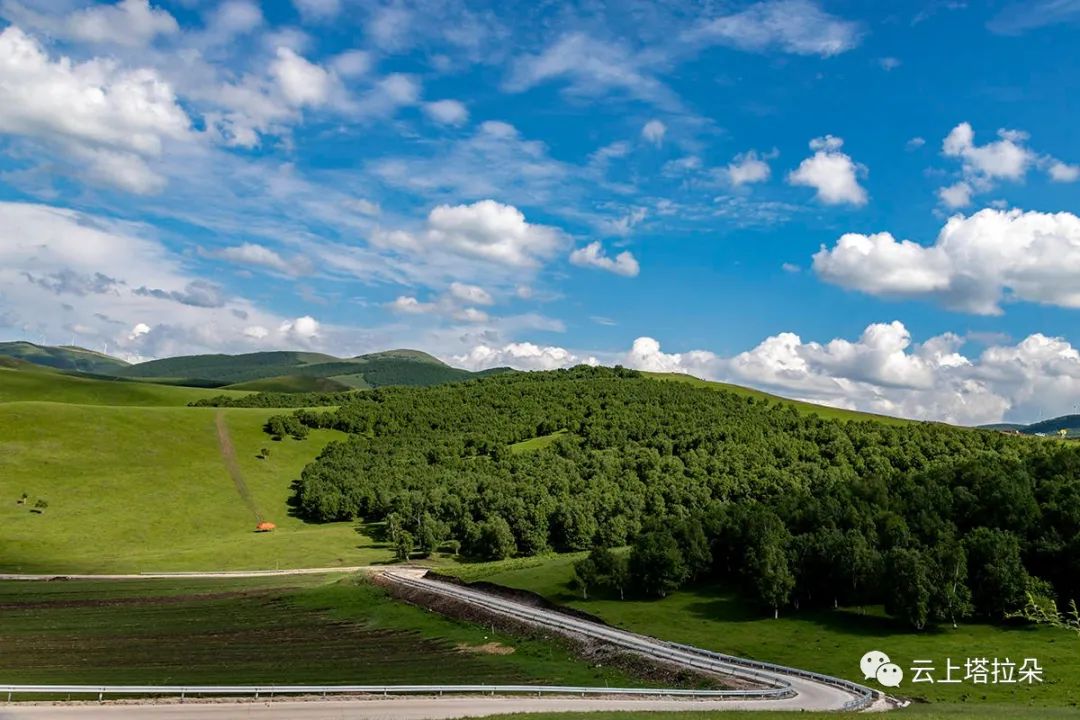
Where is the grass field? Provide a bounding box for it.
[0,400,389,572]
[0,574,639,688]
[644,372,915,425]
[0,364,245,406]
[509,429,571,454]
[454,554,1080,712]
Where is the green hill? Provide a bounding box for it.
[645,371,912,425]
[0,361,247,406]
[980,414,1080,437]
[0,341,129,374]
[224,374,353,393]
[113,348,487,390]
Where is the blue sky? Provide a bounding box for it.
[2,0,1080,424]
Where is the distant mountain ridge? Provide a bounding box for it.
[980,414,1080,437]
[0,342,507,392]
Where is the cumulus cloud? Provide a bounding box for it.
[569,241,641,277]
[372,199,567,271]
[813,208,1080,315]
[2,0,179,48]
[0,26,190,193]
[642,120,666,145]
[684,0,861,57]
[726,150,772,186]
[67,0,178,47]
[423,99,469,125]
[455,342,598,371]
[270,47,333,107]
[938,122,1077,206]
[787,135,867,205]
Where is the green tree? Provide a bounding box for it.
[629,530,688,598]
[884,547,932,630]
[394,529,414,561]
[476,516,516,560]
[965,527,1028,618]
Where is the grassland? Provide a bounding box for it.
[0,364,246,406]
[644,372,915,425]
[509,429,570,454]
[454,554,1080,712]
[0,574,639,688]
[0,399,389,572]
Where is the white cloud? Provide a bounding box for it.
[449,282,494,306]
[642,120,666,145]
[0,201,318,358]
[602,207,647,236]
[813,208,1080,315]
[67,0,178,47]
[787,135,867,205]
[938,181,973,209]
[215,243,292,274]
[372,200,566,270]
[293,0,341,21]
[424,99,469,126]
[455,342,598,371]
[389,296,437,314]
[727,150,772,186]
[906,136,926,151]
[270,47,332,107]
[1049,160,1080,182]
[0,26,191,193]
[331,50,371,78]
[505,33,679,109]
[684,0,861,57]
[280,315,320,342]
[938,121,1077,203]
[569,241,641,277]
[878,56,901,70]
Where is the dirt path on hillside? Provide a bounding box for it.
[214,411,263,524]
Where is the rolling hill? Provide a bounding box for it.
[111,347,502,389]
[980,414,1080,436]
[0,341,130,374]
[0,342,511,392]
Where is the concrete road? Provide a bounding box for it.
[382,571,880,713]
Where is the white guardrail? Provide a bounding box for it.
[0,684,783,702]
[385,573,878,712]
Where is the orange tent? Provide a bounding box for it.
[255,521,276,532]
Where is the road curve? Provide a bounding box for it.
[381,570,882,713]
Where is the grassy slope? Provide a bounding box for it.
[0,575,638,689]
[645,372,914,425]
[0,341,130,374]
[509,430,570,454]
[454,555,1079,712]
[0,402,387,572]
[0,365,246,406]
[224,374,353,393]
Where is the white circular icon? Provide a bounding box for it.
[876,662,904,688]
[860,650,890,680]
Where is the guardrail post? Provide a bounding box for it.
[180,690,185,703]
[98,691,103,701]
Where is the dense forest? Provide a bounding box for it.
[205,367,1080,628]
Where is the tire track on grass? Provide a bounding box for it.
[214,411,263,524]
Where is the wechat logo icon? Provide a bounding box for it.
[861,650,903,688]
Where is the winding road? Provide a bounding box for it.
[0,567,890,716]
